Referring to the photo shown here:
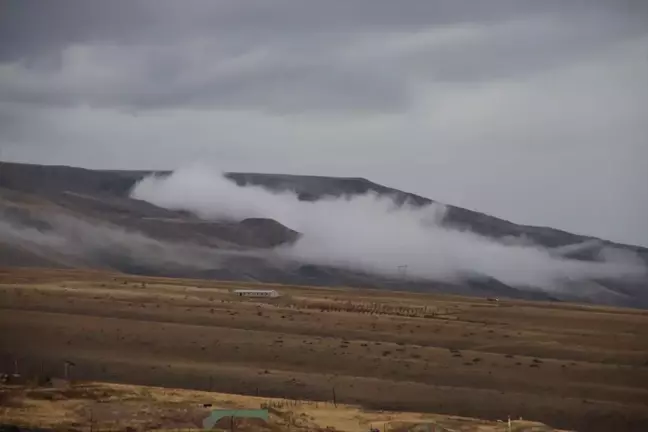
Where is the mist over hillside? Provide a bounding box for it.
[1,161,647,307]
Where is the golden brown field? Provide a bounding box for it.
[1,268,647,431]
[1,381,570,432]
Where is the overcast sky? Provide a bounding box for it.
[1,0,647,246]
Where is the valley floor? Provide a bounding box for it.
[0,268,647,431]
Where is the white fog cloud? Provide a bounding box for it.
[131,165,647,290]
[0,211,243,271]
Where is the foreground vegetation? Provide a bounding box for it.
[1,381,567,431]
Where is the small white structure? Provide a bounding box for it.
[233,289,280,298]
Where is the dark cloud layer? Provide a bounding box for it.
[1,0,646,111]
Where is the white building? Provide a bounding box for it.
[233,289,280,298]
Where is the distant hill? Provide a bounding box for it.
[1,161,646,307]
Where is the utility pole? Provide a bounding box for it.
[89,406,94,432]
[397,265,408,278]
[64,360,76,380]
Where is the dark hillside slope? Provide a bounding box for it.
[3,162,645,253]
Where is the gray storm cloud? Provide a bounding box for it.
[131,165,647,290]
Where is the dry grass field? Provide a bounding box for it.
[1,268,647,431]
[0,381,567,432]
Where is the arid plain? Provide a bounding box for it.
[1,268,647,431]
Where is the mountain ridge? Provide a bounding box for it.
[0,161,646,307]
[4,161,645,251]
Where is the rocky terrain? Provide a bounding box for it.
[0,161,646,307]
